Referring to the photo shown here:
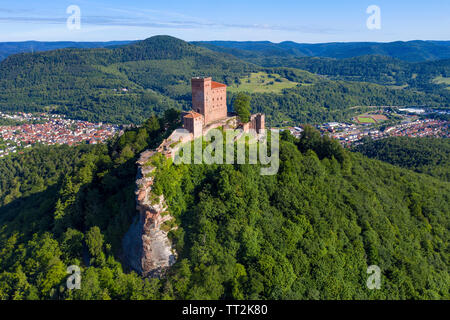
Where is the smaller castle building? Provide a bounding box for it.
[183,111,203,138]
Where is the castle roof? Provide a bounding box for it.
[211,81,227,89]
[184,111,203,119]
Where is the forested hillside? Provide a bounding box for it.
[0,111,178,299]
[194,40,450,62]
[240,77,448,125]
[0,118,448,299]
[5,40,448,63]
[0,36,448,126]
[0,36,256,124]
[196,42,450,97]
[0,144,96,206]
[354,137,450,181]
[0,41,133,62]
[250,56,449,90]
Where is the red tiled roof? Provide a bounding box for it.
[211,81,227,89]
[184,111,203,119]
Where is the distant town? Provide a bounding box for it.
[0,107,448,158]
[281,107,449,147]
[0,112,123,158]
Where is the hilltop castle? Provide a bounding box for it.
[183,77,265,138]
[123,77,268,279]
[153,77,266,160]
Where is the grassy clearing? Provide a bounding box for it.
[389,84,409,90]
[432,76,450,85]
[228,72,299,94]
[432,76,450,89]
[357,116,376,124]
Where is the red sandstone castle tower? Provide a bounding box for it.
[191,77,227,125]
[183,76,264,138]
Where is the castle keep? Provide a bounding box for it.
[191,77,227,124]
[183,77,264,138]
[123,78,267,277]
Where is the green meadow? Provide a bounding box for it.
[432,76,450,89]
[228,72,300,94]
[357,116,376,124]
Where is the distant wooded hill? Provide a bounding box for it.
[0,36,448,125]
[193,40,450,62]
[0,41,133,61]
[3,40,450,63]
[0,36,256,124]
[195,41,450,93]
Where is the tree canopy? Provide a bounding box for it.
[233,93,252,123]
[0,117,448,300]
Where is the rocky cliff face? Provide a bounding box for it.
[122,150,177,278]
[121,114,261,278]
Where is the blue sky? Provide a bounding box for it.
[0,0,448,42]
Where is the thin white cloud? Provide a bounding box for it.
[0,12,340,35]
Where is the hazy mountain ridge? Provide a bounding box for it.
[2,39,449,63]
[193,40,450,62]
[0,41,134,61]
[0,35,447,126]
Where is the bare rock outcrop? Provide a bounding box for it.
[122,150,177,278]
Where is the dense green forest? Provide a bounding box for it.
[194,40,450,62]
[258,56,450,91]
[237,77,448,125]
[4,40,450,63]
[0,111,177,299]
[1,35,449,300]
[197,41,450,96]
[0,36,255,124]
[0,36,448,126]
[354,137,450,182]
[0,41,133,62]
[0,116,448,299]
[0,144,95,205]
